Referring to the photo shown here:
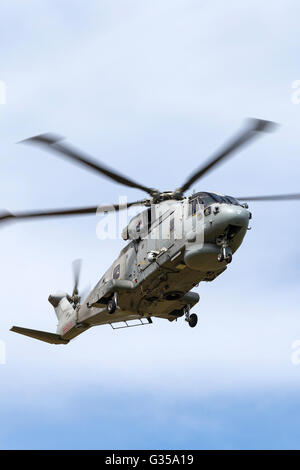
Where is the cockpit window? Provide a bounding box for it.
[189,192,242,209]
[190,192,219,208]
[225,195,241,206]
[209,194,226,204]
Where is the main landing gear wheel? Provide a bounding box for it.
[188,313,198,328]
[107,298,117,314]
[184,305,198,328]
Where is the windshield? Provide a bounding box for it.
[190,192,241,208]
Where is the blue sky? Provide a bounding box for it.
[1,0,300,449]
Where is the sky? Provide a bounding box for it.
[1,0,300,450]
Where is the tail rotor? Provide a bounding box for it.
[67,259,83,307]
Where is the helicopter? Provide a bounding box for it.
[2,118,300,344]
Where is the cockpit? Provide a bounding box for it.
[189,192,241,208]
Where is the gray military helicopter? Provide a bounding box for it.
[2,118,300,344]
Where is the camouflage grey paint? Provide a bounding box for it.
[54,196,250,342]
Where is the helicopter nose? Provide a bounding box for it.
[184,204,250,271]
[204,203,250,240]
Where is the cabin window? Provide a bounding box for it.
[113,264,120,280]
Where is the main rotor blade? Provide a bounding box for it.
[178,118,278,194]
[20,134,158,197]
[237,193,300,202]
[0,200,147,225]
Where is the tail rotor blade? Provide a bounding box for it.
[72,259,82,297]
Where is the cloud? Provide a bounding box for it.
[1,0,300,449]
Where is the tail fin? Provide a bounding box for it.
[48,294,75,321]
[10,326,69,344]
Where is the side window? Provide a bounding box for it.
[113,264,120,280]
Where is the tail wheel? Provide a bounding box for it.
[107,298,117,314]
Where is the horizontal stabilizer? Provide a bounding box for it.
[10,326,69,344]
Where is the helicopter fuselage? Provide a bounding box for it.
[58,193,250,340]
